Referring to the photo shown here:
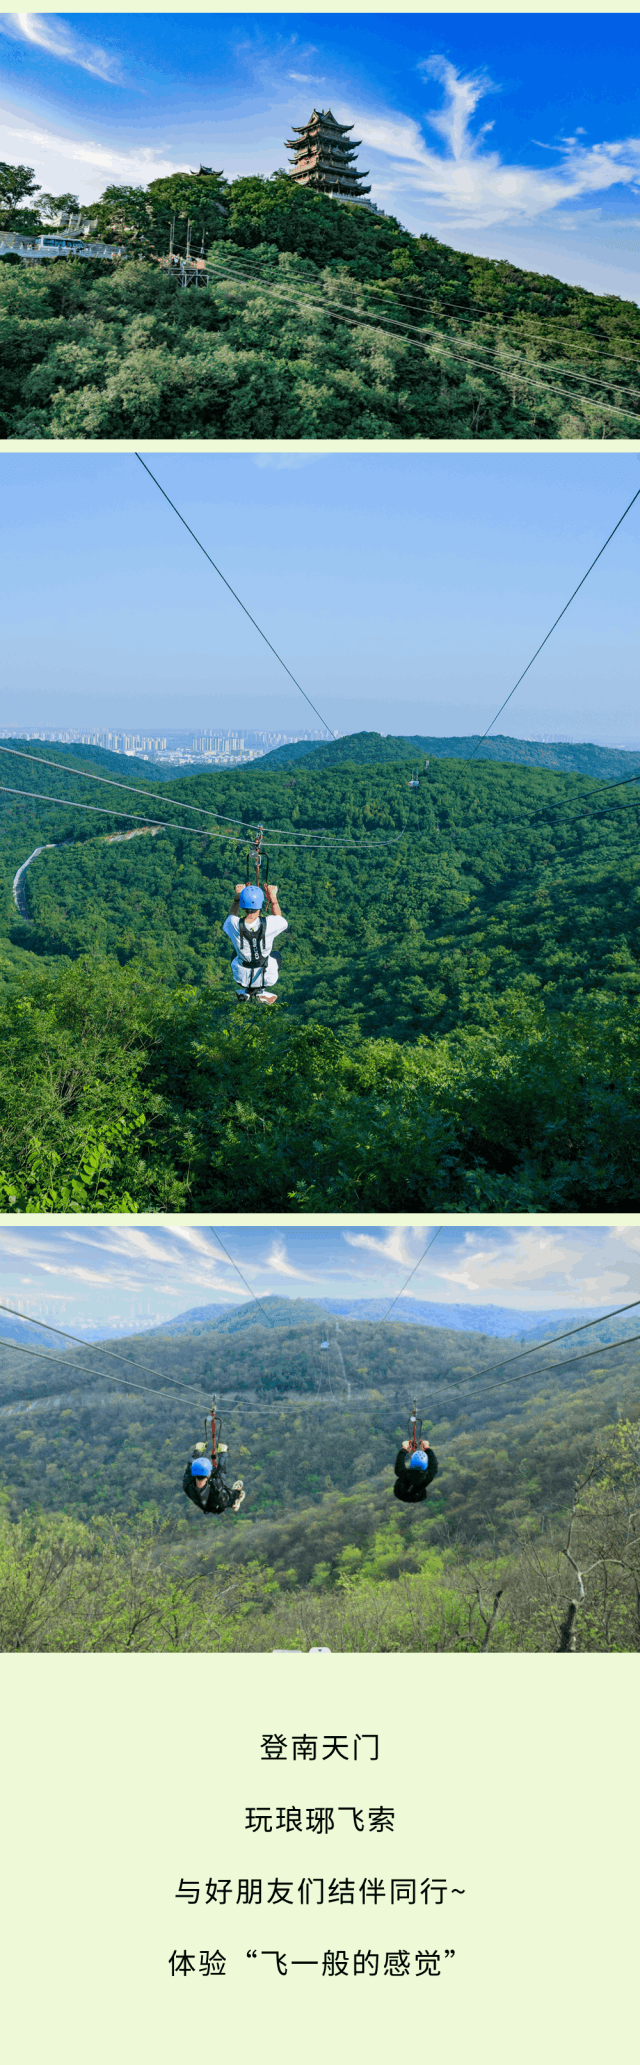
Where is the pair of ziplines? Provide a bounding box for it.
[3,463,640,909]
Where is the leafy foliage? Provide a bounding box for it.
[1,741,640,1208]
[2,171,640,437]
[2,1377,639,1649]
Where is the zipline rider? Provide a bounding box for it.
[223,881,288,1003]
[393,1438,438,1504]
[183,1444,245,1516]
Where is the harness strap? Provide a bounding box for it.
[239,910,269,991]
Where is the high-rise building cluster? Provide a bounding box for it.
[0,726,328,765]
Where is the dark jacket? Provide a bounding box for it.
[393,1446,438,1504]
[183,1450,235,1515]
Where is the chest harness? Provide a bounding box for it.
[238,909,270,992]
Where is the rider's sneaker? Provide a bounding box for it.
[231,1478,244,1491]
[256,992,277,1005]
[232,1489,246,1510]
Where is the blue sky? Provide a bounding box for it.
[0,1222,637,1336]
[2,451,639,742]
[1,14,640,296]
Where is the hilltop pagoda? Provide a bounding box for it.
[285,108,371,202]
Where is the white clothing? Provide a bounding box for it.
[223,911,288,990]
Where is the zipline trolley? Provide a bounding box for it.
[407,1399,423,1451]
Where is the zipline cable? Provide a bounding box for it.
[206,248,640,406]
[468,486,640,761]
[462,1297,640,1387]
[3,1300,637,1430]
[376,1227,442,1326]
[206,255,640,430]
[0,742,408,849]
[1,783,407,855]
[0,1331,205,1404]
[135,455,337,740]
[0,1298,216,1393]
[490,1323,640,1388]
[209,1230,280,1330]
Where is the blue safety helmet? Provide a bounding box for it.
[239,885,265,911]
[409,1449,428,1471]
[191,1457,213,1478]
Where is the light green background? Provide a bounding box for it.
[2,1653,638,2062]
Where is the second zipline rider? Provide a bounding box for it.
[223,881,288,1002]
[183,1443,245,1515]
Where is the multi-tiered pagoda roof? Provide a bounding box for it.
[285,108,371,200]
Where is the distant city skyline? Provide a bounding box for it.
[0,725,328,766]
[2,452,639,746]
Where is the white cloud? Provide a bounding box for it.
[343,1228,421,1269]
[0,13,123,85]
[0,107,188,202]
[339,59,640,235]
[263,1237,317,1283]
[429,1230,633,1306]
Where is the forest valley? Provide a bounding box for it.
[1,1297,639,1652]
[1,732,640,1212]
[2,169,640,438]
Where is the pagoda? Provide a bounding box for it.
[285,108,371,202]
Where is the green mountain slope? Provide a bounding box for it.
[2,174,640,439]
[1,1305,637,1527]
[8,749,640,1035]
[258,731,640,779]
[2,1299,639,1653]
[1,737,640,1209]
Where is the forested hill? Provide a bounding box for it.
[2,1300,639,1648]
[1,1300,639,1626]
[0,737,211,785]
[258,730,640,779]
[5,730,640,787]
[2,738,640,1209]
[139,1293,602,1342]
[2,172,640,438]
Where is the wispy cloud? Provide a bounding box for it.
[263,1236,318,1283]
[0,13,124,85]
[343,1229,421,1269]
[431,1230,631,1304]
[0,111,186,190]
[342,58,640,233]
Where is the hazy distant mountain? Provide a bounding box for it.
[1,1292,617,1362]
[139,1303,231,1338]
[136,1292,610,1345]
[316,1297,606,1341]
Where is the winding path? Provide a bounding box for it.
[12,845,58,919]
[12,826,162,922]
